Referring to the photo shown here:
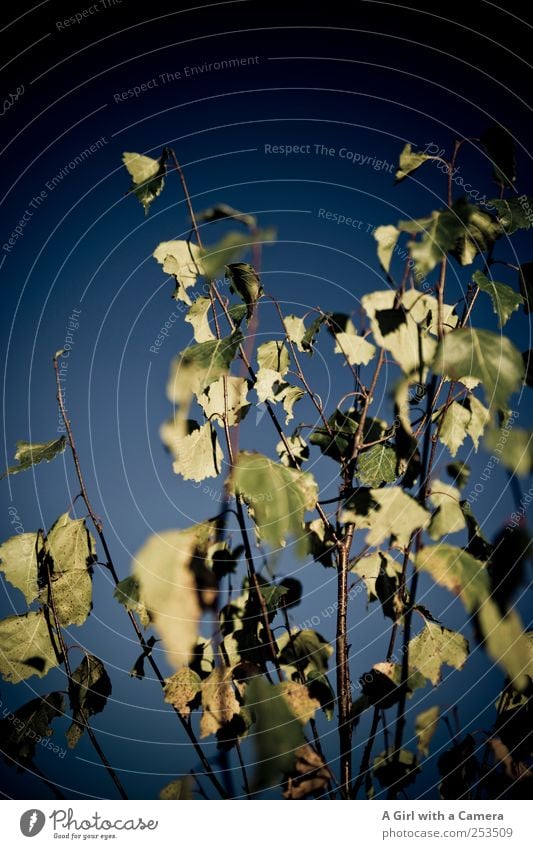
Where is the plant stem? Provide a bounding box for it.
[52,357,229,800]
[42,545,128,799]
[336,527,354,797]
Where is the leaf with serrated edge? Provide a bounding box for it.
[358,445,398,486]
[0,533,39,603]
[184,297,215,342]
[153,241,204,303]
[164,668,202,717]
[133,523,216,669]
[428,480,466,540]
[197,376,250,427]
[341,486,430,548]
[374,225,400,272]
[2,437,66,478]
[334,332,376,366]
[0,612,59,683]
[233,452,318,550]
[434,328,524,411]
[415,706,440,756]
[473,270,522,328]
[409,622,468,685]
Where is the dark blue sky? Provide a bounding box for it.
[0,0,532,800]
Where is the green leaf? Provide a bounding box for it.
[160,420,223,482]
[302,314,326,352]
[374,225,400,272]
[153,240,204,304]
[490,197,533,235]
[197,203,257,230]
[480,126,516,189]
[416,545,530,689]
[280,385,305,424]
[473,270,522,327]
[415,706,440,756]
[167,331,243,422]
[279,681,320,725]
[450,201,503,266]
[334,332,376,366]
[460,501,493,561]
[362,290,457,374]
[486,426,533,476]
[518,263,533,313]
[184,297,215,342]
[428,479,466,540]
[164,667,202,717]
[278,629,333,677]
[357,444,398,486]
[257,340,290,374]
[464,395,490,449]
[341,486,431,548]
[160,777,193,800]
[409,622,469,685]
[245,675,305,788]
[395,143,432,182]
[199,666,241,739]
[2,436,66,478]
[0,533,39,603]
[233,452,318,550]
[0,693,64,765]
[310,408,388,464]
[123,150,166,214]
[133,523,217,669]
[226,263,263,319]
[67,655,112,749]
[0,611,59,682]
[434,328,524,410]
[351,551,403,620]
[113,576,151,628]
[40,513,96,628]
[407,208,463,278]
[438,401,471,457]
[197,376,250,427]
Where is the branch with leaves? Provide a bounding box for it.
[1,127,532,801]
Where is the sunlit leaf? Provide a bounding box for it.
[184,297,215,342]
[2,436,66,478]
[283,744,331,799]
[428,479,466,540]
[200,666,241,738]
[395,143,433,182]
[473,270,522,328]
[374,225,400,273]
[123,150,166,214]
[133,523,217,669]
[161,420,223,482]
[357,444,398,486]
[334,332,376,366]
[153,240,204,304]
[434,328,524,410]
[197,376,250,427]
[233,452,318,550]
[415,705,440,756]
[0,533,39,603]
[341,486,431,548]
[409,622,469,685]
[0,611,59,683]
